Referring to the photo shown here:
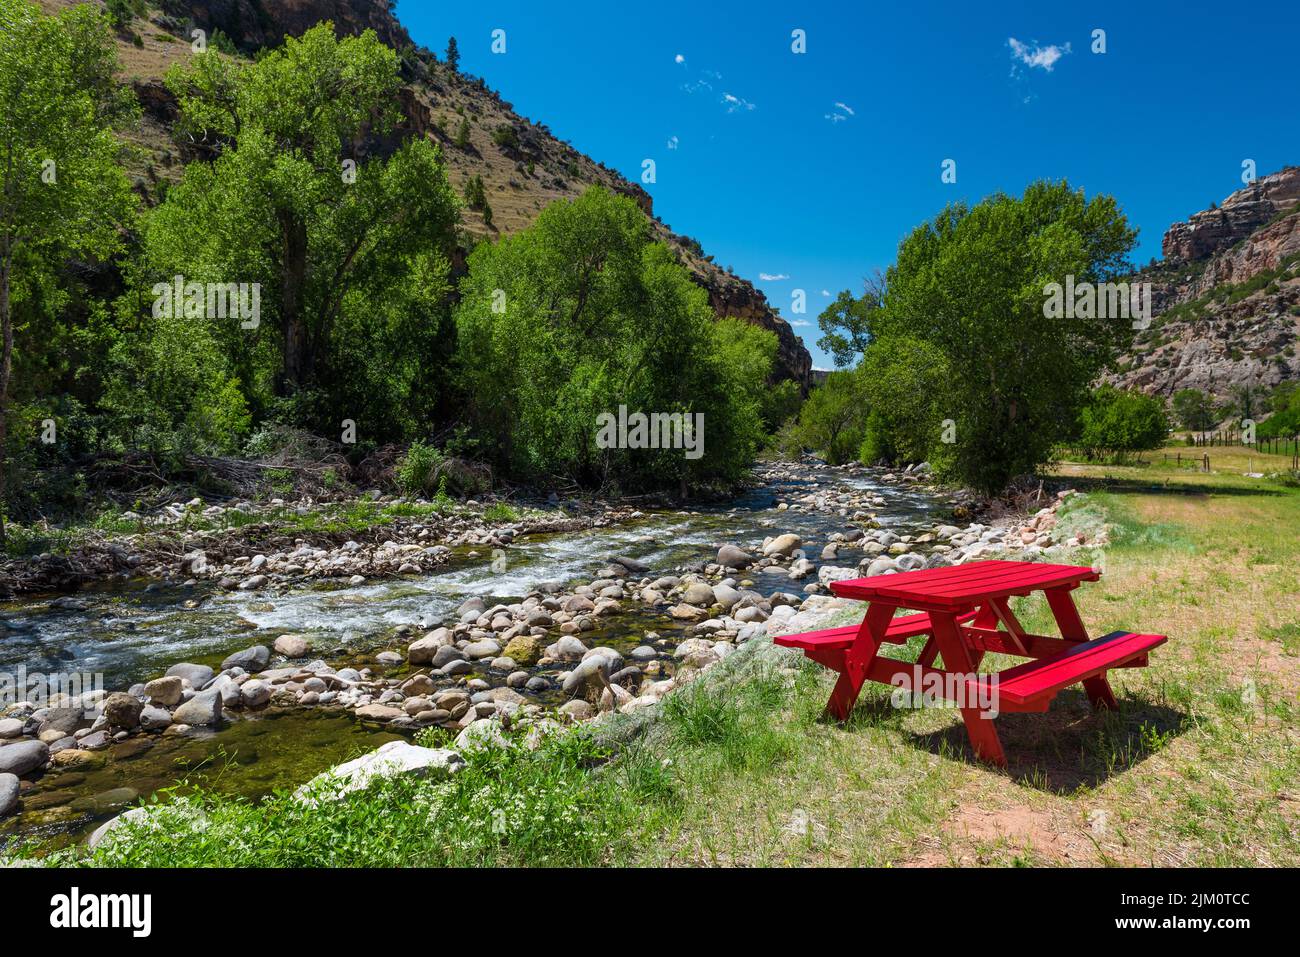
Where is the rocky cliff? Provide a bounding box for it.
[1107,167,1300,399]
[68,0,812,388]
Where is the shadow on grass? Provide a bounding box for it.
[1063,474,1289,499]
[899,689,1187,791]
[812,684,1189,791]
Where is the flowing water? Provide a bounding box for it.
[0,465,949,850]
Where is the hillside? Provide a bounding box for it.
[42,0,812,387]
[1108,166,1300,399]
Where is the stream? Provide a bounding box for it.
[0,464,950,850]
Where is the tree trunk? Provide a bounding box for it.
[279,214,312,393]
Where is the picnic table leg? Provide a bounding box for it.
[930,611,1006,768]
[826,601,894,721]
[1046,586,1117,711]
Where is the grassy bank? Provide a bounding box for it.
[15,449,1298,867]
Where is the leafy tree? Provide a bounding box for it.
[152,24,460,420]
[1076,386,1169,461]
[816,279,879,368]
[454,116,471,149]
[0,0,137,539]
[491,124,520,151]
[453,187,770,490]
[857,335,950,465]
[1171,387,1216,431]
[873,180,1137,493]
[795,370,867,465]
[445,36,460,71]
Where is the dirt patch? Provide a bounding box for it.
[906,802,1103,866]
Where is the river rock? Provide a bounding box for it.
[865,557,898,576]
[0,739,49,776]
[166,663,214,688]
[144,676,183,707]
[172,688,223,727]
[557,699,593,721]
[222,645,270,672]
[296,740,465,804]
[274,634,312,658]
[355,703,405,722]
[502,634,544,666]
[408,628,451,665]
[716,544,754,569]
[817,565,859,587]
[139,705,173,731]
[0,773,18,817]
[455,718,509,753]
[682,581,716,606]
[561,655,614,696]
[763,533,802,557]
[240,680,271,709]
[102,692,143,731]
[0,718,25,739]
[463,638,502,660]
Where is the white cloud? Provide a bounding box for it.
[791,320,812,327]
[1007,37,1071,73]
[667,135,679,150]
[824,102,855,123]
[758,272,789,281]
[674,53,686,64]
[820,289,831,297]
[722,92,755,113]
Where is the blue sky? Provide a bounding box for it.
[397,1,1300,369]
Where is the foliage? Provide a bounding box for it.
[0,0,138,533]
[1258,382,1300,440]
[816,283,878,368]
[44,725,639,868]
[794,370,867,465]
[1171,387,1217,432]
[1076,386,1170,461]
[856,335,950,465]
[453,187,772,490]
[151,24,460,433]
[872,180,1138,493]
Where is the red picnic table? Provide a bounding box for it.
[774,560,1167,767]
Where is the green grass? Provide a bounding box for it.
[30,722,648,868]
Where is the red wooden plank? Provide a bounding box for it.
[773,610,978,651]
[833,561,1098,605]
[983,631,1166,706]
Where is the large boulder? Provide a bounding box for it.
[295,740,464,804]
[221,645,270,673]
[0,739,50,777]
[102,692,143,730]
[171,688,223,727]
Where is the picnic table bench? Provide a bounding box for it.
[774,560,1167,766]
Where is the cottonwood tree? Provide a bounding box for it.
[151,23,459,409]
[871,180,1137,494]
[0,0,136,542]
[816,275,882,368]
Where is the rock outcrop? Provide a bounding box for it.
[1106,166,1300,400]
[1162,166,1300,266]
